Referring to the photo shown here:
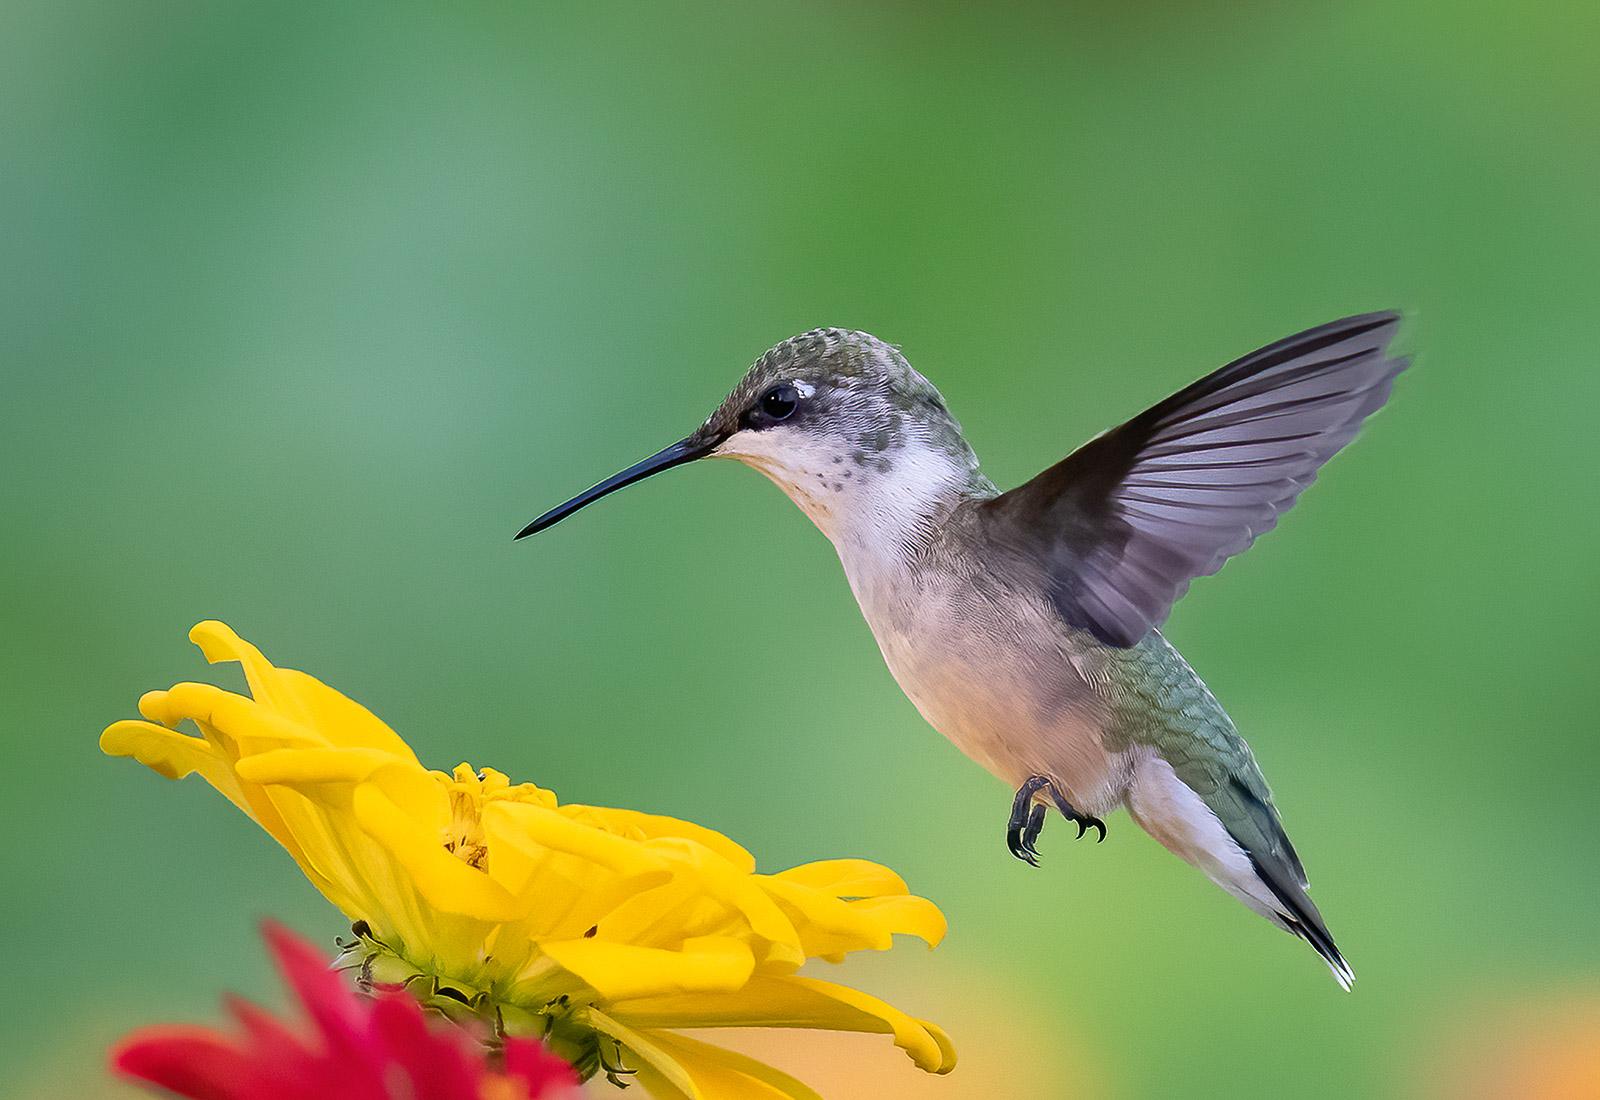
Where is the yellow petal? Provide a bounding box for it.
[100,713,310,866]
[489,809,809,975]
[778,977,955,1075]
[842,895,947,948]
[100,720,376,917]
[755,878,944,958]
[626,1028,827,1100]
[480,808,663,926]
[236,749,449,893]
[235,747,411,787]
[759,878,892,957]
[611,974,956,1075]
[636,838,799,955]
[770,860,909,898]
[565,805,756,873]
[189,621,421,764]
[351,783,521,922]
[592,873,757,949]
[188,621,294,711]
[269,667,421,761]
[139,683,325,751]
[540,936,754,1002]
[140,689,393,900]
[485,801,669,880]
[578,1009,700,1100]
[99,719,248,811]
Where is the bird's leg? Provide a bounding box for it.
[1021,803,1047,853]
[1007,775,1107,863]
[1006,776,1053,866]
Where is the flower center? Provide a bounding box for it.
[444,786,489,870]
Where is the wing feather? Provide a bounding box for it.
[979,312,1408,647]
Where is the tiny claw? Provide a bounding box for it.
[1040,780,1109,844]
[1019,802,1047,866]
[1007,824,1040,866]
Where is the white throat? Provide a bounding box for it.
[714,432,976,569]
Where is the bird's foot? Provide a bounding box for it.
[1006,775,1107,865]
[1007,800,1049,866]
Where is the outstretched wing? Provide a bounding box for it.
[979,312,1408,648]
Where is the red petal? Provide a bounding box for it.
[501,1037,581,1095]
[112,925,579,1100]
[225,993,309,1066]
[260,921,370,1060]
[112,1026,274,1100]
[368,992,482,1100]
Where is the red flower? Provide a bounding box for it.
[111,923,580,1100]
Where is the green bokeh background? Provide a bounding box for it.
[4,1,1597,1097]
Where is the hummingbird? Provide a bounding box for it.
[516,313,1407,989]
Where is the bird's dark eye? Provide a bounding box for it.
[761,383,799,421]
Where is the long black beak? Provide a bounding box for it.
[514,434,719,539]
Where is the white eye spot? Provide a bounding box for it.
[793,380,816,398]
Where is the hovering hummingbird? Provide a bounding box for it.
[517,313,1407,989]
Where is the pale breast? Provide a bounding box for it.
[840,540,1131,816]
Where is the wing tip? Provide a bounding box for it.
[1323,309,1404,341]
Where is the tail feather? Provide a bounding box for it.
[1219,777,1352,990]
[1127,753,1353,990]
[1241,846,1354,991]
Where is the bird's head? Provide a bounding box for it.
[517,328,985,547]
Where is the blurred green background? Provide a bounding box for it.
[4,0,1598,1097]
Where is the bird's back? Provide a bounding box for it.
[1105,632,1294,870]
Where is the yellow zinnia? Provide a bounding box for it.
[102,621,955,1098]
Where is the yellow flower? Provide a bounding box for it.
[102,622,956,1098]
